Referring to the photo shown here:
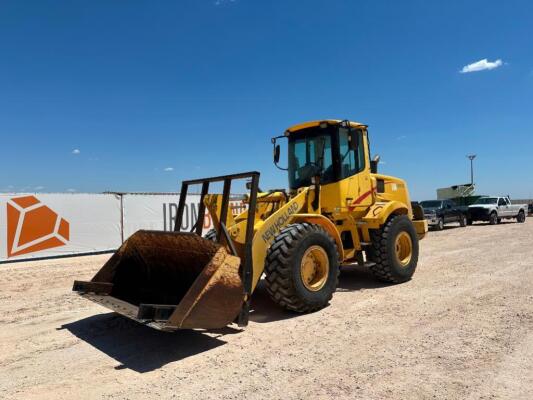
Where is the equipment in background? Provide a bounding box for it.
[437,183,475,200]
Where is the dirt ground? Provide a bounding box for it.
[1,220,532,400]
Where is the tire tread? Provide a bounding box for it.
[264,223,339,313]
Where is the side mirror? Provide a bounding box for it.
[370,154,380,173]
[274,144,280,164]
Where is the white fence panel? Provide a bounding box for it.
[0,193,122,262]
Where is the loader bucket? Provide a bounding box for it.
[73,230,244,331]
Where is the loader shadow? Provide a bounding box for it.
[428,224,464,231]
[62,313,230,373]
[336,264,392,292]
[249,280,300,324]
[248,265,389,324]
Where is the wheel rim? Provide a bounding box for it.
[439,219,443,229]
[395,231,413,267]
[300,245,329,292]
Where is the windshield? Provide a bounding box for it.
[420,200,442,208]
[474,197,498,205]
[288,129,333,189]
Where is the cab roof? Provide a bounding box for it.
[285,119,366,135]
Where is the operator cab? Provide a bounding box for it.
[272,120,370,190]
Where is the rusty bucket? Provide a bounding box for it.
[73,230,244,330]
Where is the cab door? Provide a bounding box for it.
[503,197,513,217]
[497,197,509,217]
[443,200,452,223]
[447,200,460,222]
[338,126,371,210]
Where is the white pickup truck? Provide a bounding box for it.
[468,196,527,225]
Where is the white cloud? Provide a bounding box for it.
[164,167,174,172]
[460,58,503,73]
[396,135,407,140]
[34,186,45,191]
[66,188,76,192]
[72,149,81,155]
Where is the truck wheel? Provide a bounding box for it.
[489,212,498,225]
[497,218,502,224]
[435,217,444,231]
[459,214,467,227]
[264,223,340,313]
[367,215,419,283]
[517,210,526,223]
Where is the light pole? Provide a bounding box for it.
[467,154,476,185]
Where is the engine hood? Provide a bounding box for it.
[469,204,494,209]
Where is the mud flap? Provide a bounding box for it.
[73,230,244,330]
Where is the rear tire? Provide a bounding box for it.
[264,223,339,313]
[459,214,467,227]
[517,210,526,223]
[489,212,498,225]
[367,215,419,283]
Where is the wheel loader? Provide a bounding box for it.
[73,119,427,330]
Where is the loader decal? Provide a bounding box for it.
[6,196,70,258]
[261,202,299,243]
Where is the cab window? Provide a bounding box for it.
[338,128,365,179]
[288,133,333,189]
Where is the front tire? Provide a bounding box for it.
[459,214,467,227]
[264,223,340,313]
[517,210,526,223]
[367,215,419,283]
[489,212,498,225]
[435,217,444,231]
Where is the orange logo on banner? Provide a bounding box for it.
[7,196,70,258]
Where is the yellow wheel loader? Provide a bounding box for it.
[73,119,427,331]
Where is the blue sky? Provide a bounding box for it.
[1,0,532,200]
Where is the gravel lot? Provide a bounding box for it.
[1,220,532,400]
